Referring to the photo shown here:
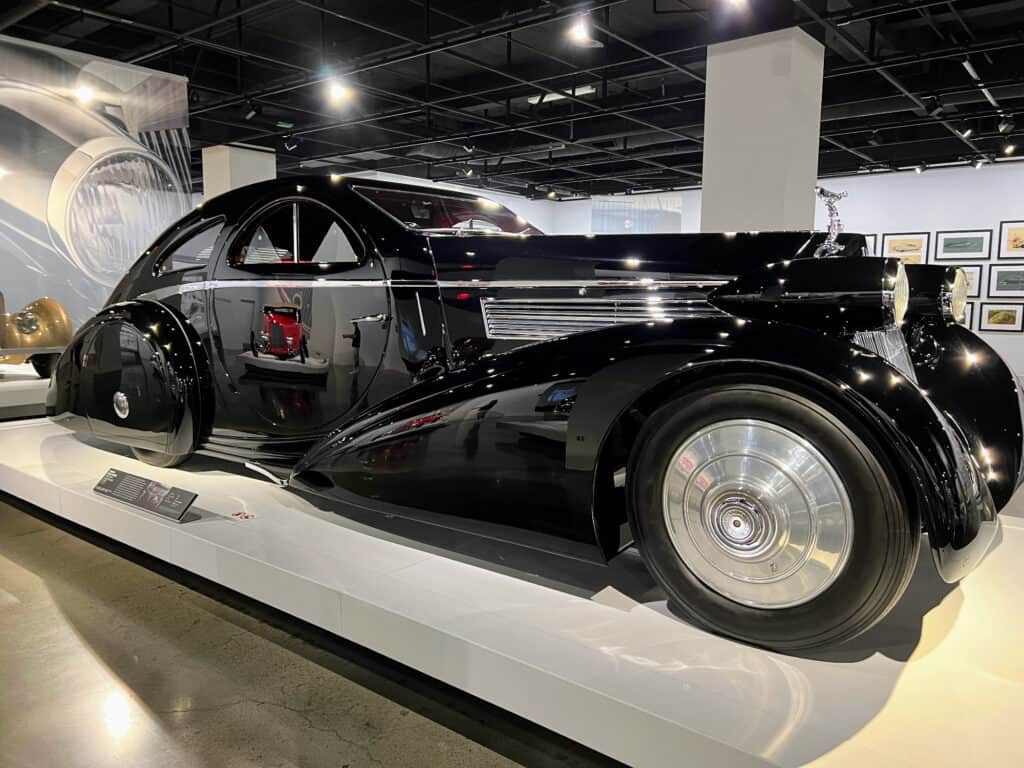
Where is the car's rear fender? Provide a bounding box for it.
[46,300,212,457]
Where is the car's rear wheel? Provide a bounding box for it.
[629,383,919,651]
[131,447,191,468]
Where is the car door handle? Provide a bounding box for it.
[350,313,388,324]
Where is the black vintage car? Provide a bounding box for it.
[48,176,1022,651]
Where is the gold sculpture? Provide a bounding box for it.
[0,293,72,378]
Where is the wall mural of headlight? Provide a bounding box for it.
[0,35,191,329]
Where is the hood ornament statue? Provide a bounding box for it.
[814,186,848,258]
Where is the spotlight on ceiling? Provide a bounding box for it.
[973,156,988,169]
[962,57,981,81]
[527,85,596,105]
[957,123,974,139]
[547,190,557,200]
[999,117,1016,135]
[464,167,474,177]
[914,163,927,174]
[74,85,95,104]
[462,142,475,154]
[1005,142,1017,157]
[327,80,353,104]
[566,16,603,48]
[283,136,299,152]
[868,130,884,147]
[244,101,261,121]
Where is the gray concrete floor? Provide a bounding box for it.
[0,497,621,768]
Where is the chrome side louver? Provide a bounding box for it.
[481,297,727,341]
[852,327,918,384]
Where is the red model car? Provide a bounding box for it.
[252,305,307,362]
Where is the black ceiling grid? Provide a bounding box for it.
[7,0,1022,198]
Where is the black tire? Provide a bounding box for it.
[250,331,259,357]
[628,383,919,651]
[131,447,191,468]
[30,353,59,379]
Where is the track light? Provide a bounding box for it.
[283,136,298,152]
[1005,142,1017,156]
[962,58,980,81]
[957,123,974,139]
[914,163,927,174]
[999,117,1016,135]
[244,101,261,121]
[973,156,988,169]
[327,80,353,104]
[868,130,884,147]
[566,16,603,48]
[464,167,474,177]
[547,190,557,199]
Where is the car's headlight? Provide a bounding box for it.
[892,262,909,325]
[949,268,968,323]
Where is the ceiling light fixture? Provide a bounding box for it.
[283,137,298,152]
[999,117,1016,135]
[566,16,603,47]
[527,84,596,105]
[464,167,474,177]
[868,130,884,147]
[924,96,944,118]
[914,163,927,174]
[244,101,261,121]
[962,58,980,81]
[1005,142,1017,156]
[547,190,557,199]
[327,80,353,104]
[973,156,988,169]
[957,122,974,139]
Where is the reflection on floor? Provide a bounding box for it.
[0,499,620,768]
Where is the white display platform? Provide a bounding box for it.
[0,364,48,419]
[1,418,1022,768]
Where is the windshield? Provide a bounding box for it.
[355,185,543,235]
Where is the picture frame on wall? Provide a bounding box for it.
[963,301,974,329]
[997,221,1024,260]
[979,302,1024,332]
[956,264,983,298]
[988,264,1024,298]
[933,230,991,261]
[881,232,929,264]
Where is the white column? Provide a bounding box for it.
[201,144,276,199]
[699,27,824,233]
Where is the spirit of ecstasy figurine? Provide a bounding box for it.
[814,186,847,258]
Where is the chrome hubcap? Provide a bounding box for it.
[662,419,853,609]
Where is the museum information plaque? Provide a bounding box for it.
[94,468,196,522]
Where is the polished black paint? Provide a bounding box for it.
[48,176,1022,583]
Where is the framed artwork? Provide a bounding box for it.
[979,302,1024,332]
[863,233,877,256]
[997,220,1024,260]
[963,301,974,329]
[881,232,929,265]
[954,264,983,298]
[934,230,991,261]
[988,264,1024,298]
